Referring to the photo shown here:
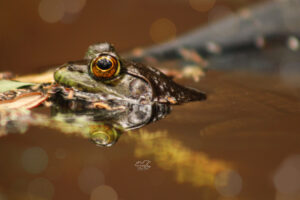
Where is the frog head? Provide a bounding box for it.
[54,43,206,105]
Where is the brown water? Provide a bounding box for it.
[1,68,300,200]
[1,0,300,199]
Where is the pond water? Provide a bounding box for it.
[1,0,300,199]
[1,62,300,200]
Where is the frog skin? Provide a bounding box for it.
[53,43,206,107]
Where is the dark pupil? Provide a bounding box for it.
[97,58,112,70]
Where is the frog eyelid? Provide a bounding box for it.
[96,52,119,59]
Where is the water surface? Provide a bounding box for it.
[1,66,300,200]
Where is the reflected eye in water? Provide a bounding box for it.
[89,125,122,147]
[89,54,121,81]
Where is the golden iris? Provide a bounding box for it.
[89,54,121,80]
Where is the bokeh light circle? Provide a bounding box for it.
[189,0,216,12]
[150,18,176,44]
[90,185,118,200]
[38,0,65,23]
[287,36,299,51]
[28,178,55,200]
[0,193,7,200]
[215,169,243,197]
[21,147,48,174]
[273,155,300,195]
[78,166,105,194]
[62,0,86,13]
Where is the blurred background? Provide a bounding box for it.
[5,1,300,200]
[0,0,262,74]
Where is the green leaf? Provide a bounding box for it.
[0,80,35,93]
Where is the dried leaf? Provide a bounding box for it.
[0,92,48,110]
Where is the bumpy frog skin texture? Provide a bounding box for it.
[54,43,206,105]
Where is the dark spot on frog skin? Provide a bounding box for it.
[129,79,151,99]
[67,65,85,73]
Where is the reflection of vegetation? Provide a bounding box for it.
[1,71,229,188]
[1,109,232,189]
[41,114,123,147]
[0,109,122,147]
[127,130,231,187]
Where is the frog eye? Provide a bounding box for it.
[89,54,121,80]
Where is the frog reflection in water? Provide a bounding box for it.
[48,43,206,146]
[50,103,169,147]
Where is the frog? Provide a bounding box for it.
[0,43,206,142]
[51,42,206,110]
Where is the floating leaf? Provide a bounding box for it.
[0,80,35,93]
